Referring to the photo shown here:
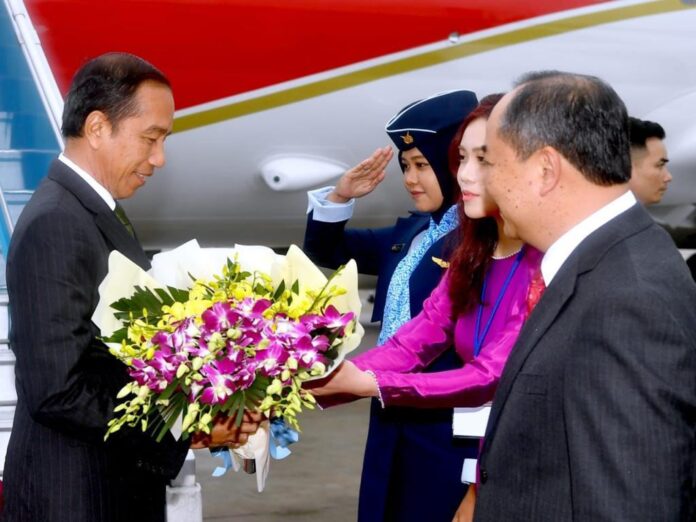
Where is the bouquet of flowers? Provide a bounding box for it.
[92,240,363,490]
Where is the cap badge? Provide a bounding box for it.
[401,131,414,145]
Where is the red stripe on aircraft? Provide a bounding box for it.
[25,0,608,109]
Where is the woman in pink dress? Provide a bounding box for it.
[309,94,541,522]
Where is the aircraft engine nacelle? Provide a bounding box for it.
[260,156,348,192]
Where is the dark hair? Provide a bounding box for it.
[498,70,630,186]
[62,52,171,138]
[447,93,505,315]
[628,117,666,150]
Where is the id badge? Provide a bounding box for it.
[453,404,491,438]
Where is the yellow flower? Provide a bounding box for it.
[162,302,187,321]
[189,283,208,300]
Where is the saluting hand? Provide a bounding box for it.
[190,410,264,449]
[328,146,393,203]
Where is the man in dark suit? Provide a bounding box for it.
[1,53,259,522]
[474,72,696,520]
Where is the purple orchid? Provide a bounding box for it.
[129,358,169,392]
[319,305,354,333]
[254,341,289,377]
[201,302,236,332]
[199,360,239,404]
[290,335,329,368]
[236,297,272,320]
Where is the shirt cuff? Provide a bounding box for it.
[364,370,385,408]
[307,186,355,223]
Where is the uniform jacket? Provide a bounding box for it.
[304,210,455,322]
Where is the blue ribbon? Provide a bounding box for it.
[269,417,299,460]
[208,418,300,477]
[211,447,234,477]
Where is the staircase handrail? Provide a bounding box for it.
[0,191,13,236]
[0,187,13,258]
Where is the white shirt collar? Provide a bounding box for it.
[58,153,116,211]
[541,190,637,285]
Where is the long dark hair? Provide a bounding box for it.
[447,93,505,315]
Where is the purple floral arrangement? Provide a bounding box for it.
[95,245,362,443]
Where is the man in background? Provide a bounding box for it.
[628,116,671,205]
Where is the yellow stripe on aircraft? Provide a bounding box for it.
[173,0,692,133]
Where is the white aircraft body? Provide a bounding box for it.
[10,0,696,248]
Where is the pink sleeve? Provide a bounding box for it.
[363,292,527,408]
[352,273,455,375]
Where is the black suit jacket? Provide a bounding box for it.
[475,204,696,521]
[1,160,189,522]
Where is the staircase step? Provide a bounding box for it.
[3,190,32,226]
[0,75,48,114]
[0,149,55,190]
[0,349,17,406]
[0,253,5,290]
[0,406,13,429]
[0,11,19,46]
[0,406,13,478]
[0,44,27,72]
[0,111,58,150]
[0,308,7,340]
[0,21,19,44]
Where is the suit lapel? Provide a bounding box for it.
[47,160,150,270]
[483,203,655,450]
[93,213,150,270]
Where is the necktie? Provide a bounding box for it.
[114,203,135,238]
[526,268,546,314]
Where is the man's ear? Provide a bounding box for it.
[537,146,562,196]
[83,110,110,149]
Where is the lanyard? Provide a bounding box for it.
[473,248,525,357]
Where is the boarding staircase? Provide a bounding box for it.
[0,0,61,482]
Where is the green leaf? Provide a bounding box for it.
[168,286,190,302]
[324,345,340,361]
[272,280,286,301]
[291,280,300,294]
[158,379,180,403]
[156,394,186,442]
[154,288,175,306]
[103,327,129,344]
[234,396,246,427]
[109,286,170,322]
[222,393,241,416]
